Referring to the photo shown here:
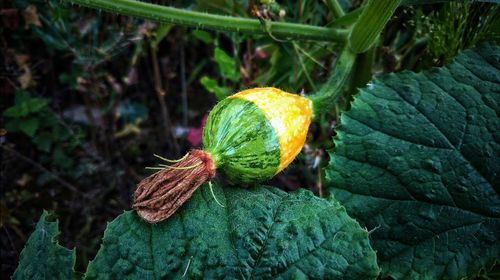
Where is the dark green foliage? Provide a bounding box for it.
[200,47,240,100]
[3,91,83,166]
[4,91,49,137]
[214,47,241,82]
[12,186,380,279]
[5,0,342,277]
[85,184,379,279]
[12,212,78,280]
[415,2,499,64]
[326,44,500,279]
[200,76,232,101]
[6,0,500,278]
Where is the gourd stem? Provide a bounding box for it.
[64,0,349,42]
[348,45,376,97]
[308,47,357,116]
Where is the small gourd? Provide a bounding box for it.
[134,88,312,223]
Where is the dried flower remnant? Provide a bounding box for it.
[133,150,216,223]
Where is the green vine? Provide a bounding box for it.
[65,0,402,116]
[325,0,346,18]
[64,0,349,42]
[308,47,357,116]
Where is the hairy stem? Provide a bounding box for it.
[308,47,357,116]
[65,0,349,42]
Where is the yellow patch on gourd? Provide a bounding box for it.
[230,87,312,173]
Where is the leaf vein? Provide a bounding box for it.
[248,191,289,280]
[386,80,494,189]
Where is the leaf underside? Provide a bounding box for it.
[326,43,500,280]
[84,185,379,279]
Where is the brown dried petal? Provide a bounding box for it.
[133,150,216,223]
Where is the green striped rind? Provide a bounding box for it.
[203,98,280,184]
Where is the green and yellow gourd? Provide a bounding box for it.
[203,87,312,184]
[134,87,312,223]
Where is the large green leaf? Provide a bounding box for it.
[13,211,78,280]
[84,185,379,279]
[326,43,499,279]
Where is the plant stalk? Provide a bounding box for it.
[65,0,349,42]
[308,47,357,116]
[349,45,376,96]
[348,0,401,53]
[326,0,345,18]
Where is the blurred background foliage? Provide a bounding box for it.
[1,0,498,275]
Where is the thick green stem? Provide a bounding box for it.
[65,0,349,42]
[348,0,401,53]
[348,44,376,97]
[329,6,364,28]
[310,0,401,115]
[308,47,357,116]
[326,0,345,18]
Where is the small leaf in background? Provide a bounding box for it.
[24,97,48,114]
[3,91,48,118]
[200,76,231,100]
[18,117,39,137]
[12,211,77,280]
[33,131,53,152]
[191,30,213,44]
[3,98,49,118]
[84,185,379,279]
[52,147,74,169]
[5,119,21,134]
[53,124,72,141]
[214,47,241,82]
[14,90,31,103]
[326,44,500,280]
